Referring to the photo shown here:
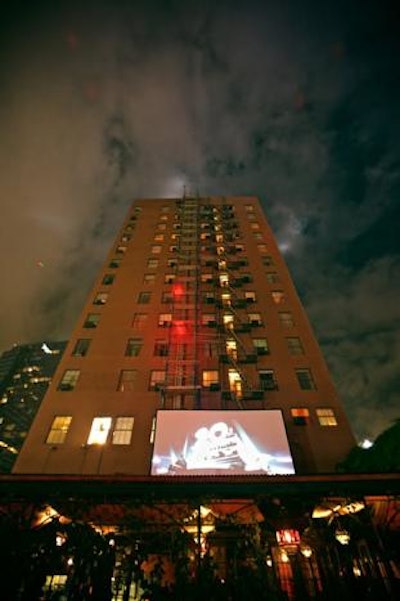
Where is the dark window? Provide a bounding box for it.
[125,338,142,357]
[117,370,137,392]
[154,340,169,356]
[137,291,151,304]
[132,313,148,329]
[253,338,269,355]
[109,259,121,268]
[296,369,316,390]
[58,369,80,391]
[102,274,115,285]
[93,292,109,305]
[259,369,278,390]
[84,313,100,328]
[72,339,91,357]
[286,337,304,355]
[291,408,310,425]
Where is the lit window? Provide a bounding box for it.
[154,233,165,242]
[147,258,159,269]
[266,272,280,284]
[219,274,229,287]
[244,291,256,303]
[121,233,131,243]
[143,274,155,285]
[248,313,262,326]
[151,245,162,254]
[117,370,137,391]
[102,274,115,285]
[257,244,268,253]
[296,369,316,390]
[271,291,286,304]
[149,370,166,390]
[228,368,243,398]
[150,417,157,443]
[287,337,304,355]
[202,370,219,388]
[93,292,109,305]
[165,274,176,284]
[167,258,178,268]
[137,291,151,304]
[253,232,263,240]
[87,417,112,445]
[72,339,91,357]
[83,313,100,328]
[253,338,269,355]
[291,408,310,425]
[279,311,294,327]
[235,244,245,252]
[250,222,260,230]
[109,258,121,268]
[158,313,172,327]
[112,417,135,445]
[259,369,278,390]
[132,313,148,329]
[154,340,169,356]
[116,245,127,254]
[46,416,72,444]
[316,408,337,426]
[223,313,234,327]
[245,204,254,212]
[125,338,142,357]
[58,369,80,391]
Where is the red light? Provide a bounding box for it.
[172,283,185,297]
[276,529,300,546]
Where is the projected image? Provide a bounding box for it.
[151,410,295,476]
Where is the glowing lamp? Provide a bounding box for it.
[335,528,350,545]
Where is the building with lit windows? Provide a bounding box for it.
[14,197,355,475]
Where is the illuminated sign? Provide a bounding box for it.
[151,410,295,476]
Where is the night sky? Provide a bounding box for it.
[1,0,399,442]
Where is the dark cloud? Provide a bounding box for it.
[0,0,399,441]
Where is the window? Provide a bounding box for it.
[116,245,127,254]
[121,233,131,243]
[143,274,155,285]
[316,408,338,426]
[151,245,162,254]
[117,370,137,391]
[219,274,229,287]
[102,274,115,285]
[147,258,159,269]
[137,291,151,304]
[125,338,142,357]
[244,291,256,303]
[279,312,294,327]
[165,274,175,284]
[202,314,217,326]
[161,291,173,304]
[271,291,286,304]
[149,370,166,390]
[109,259,121,268]
[154,339,169,356]
[84,313,100,328]
[203,342,220,358]
[257,244,268,253]
[72,339,91,357]
[203,292,215,304]
[158,313,172,327]
[93,292,109,305]
[202,370,219,388]
[112,417,135,445]
[132,313,148,329]
[46,416,72,444]
[157,223,167,230]
[167,258,178,268]
[291,408,310,426]
[250,222,260,230]
[259,369,278,390]
[201,273,213,284]
[245,204,255,212]
[87,417,112,445]
[248,312,262,326]
[287,337,304,355]
[241,273,252,283]
[253,232,263,240]
[154,233,164,242]
[266,272,280,284]
[296,369,316,390]
[253,338,269,355]
[58,369,80,391]
[262,256,273,266]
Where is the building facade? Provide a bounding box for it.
[0,341,66,472]
[14,197,355,476]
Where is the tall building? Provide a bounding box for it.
[0,341,66,472]
[14,196,355,476]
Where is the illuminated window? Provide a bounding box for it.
[245,204,254,212]
[117,370,137,392]
[150,417,157,443]
[151,245,162,254]
[253,232,263,240]
[235,243,245,252]
[253,338,269,355]
[266,272,280,284]
[112,417,135,445]
[109,258,121,268]
[257,244,268,253]
[125,338,142,357]
[279,311,294,327]
[248,312,262,326]
[228,369,243,398]
[244,291,256,303]
[102,274,115,285]
[296,369,316,390]
[226,339,237,359]
[259,369,278,390]
[72,339,91,357]
[147,258,159,269]
[143,274,155,285]
[121,233,131,243]
[149,370,166,390]
[116,245,127,254]
[287,337,304,355]
[87,417,112,445]
[250,222,260,230]
[165,274,176,284]
[58,370,80,391]
[132,313,148,329]
[93,292,109,305]
[167,258,178,268]
[158,313,172,327]
[202,370,219,388]
[154,233,165,242]
[84,313,100,328]
[137,291,151,304]
[46,416,72,444]
[219,274,229,287]
[154,340,169,356]
[291,408,310,425]
[271,291,286,304]
[316,408,337,426]
[221,292,231,306]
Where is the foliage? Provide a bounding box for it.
[339,419,400,472]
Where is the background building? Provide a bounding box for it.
[0,341,66,472]
[14,197,355,475]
